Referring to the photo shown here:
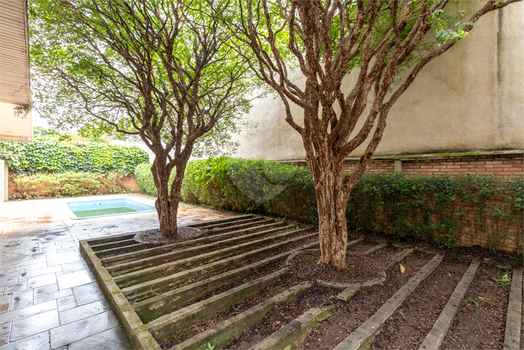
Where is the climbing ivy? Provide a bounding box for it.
[0,140,148,175]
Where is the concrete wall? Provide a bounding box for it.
[233,1,524,161]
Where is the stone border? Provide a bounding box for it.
[79,236,161,350]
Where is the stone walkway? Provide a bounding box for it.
[0,194,233,350]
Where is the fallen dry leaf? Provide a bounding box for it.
[400,264,406,274]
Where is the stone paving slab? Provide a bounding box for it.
[0,193,234,349]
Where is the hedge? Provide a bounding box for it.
[134,163,176,197]
[11,171,130,199]
[0,140,148,175]
[135,158,523,253]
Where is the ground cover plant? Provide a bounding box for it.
[30,0,259,237]
[216,0,520,268]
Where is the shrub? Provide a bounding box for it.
[135,157,523,253]
[0,140,148,175]
[12,171,129,199]
[134,163,176,197]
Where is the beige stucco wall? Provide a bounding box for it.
[233,1,524,160]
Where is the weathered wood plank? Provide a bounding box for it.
[102,221,290,267]
[108,223,296,276]
[134,253,290,322]
[249,306,334,350]
[333,254,444,350]
[186,214,254,228]
[91,238,138,252]
[113,228,313,286]
[169,282,312,350]
[148,269,287,339]
[504,269,523,350]
[363,243,388,255]
[85,233,137,246]
[122,234,318,301]
[202,218,270,233]
[418,261,480,350]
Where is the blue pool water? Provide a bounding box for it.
[66,198,155,219]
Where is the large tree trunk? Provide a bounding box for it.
[151,159,178,236]
[314,164,349,269]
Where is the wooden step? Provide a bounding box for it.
[248,306,334,350]
[107,223,295,276]
[147,269,287,339]
[113,228,314,287]
[333,254,444,350]
[418,261,480,350]
[169,282,312,350]
[121,234,318,301]
[186,214,255,228]
[134,254,290,323]
[504,269,523,350]
[102,221,290,267]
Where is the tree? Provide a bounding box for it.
[218,0,521,268]
[30,0,257,236]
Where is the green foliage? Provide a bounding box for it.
[136,158,523,253]
[134,163,176,197]
[348,173,523,252]
[493,273,511,287]
[29,0,259,158]
[0,140,148,175]
[12,171,128,199]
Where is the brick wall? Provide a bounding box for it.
[339,153,523,177]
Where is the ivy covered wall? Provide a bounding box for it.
[0,140,149,175]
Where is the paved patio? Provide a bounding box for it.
[0,194,233,349]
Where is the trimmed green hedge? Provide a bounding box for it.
[12,171,129,199]
[135,158,523,252]
[134,163,176,197]
[0,140,148,174]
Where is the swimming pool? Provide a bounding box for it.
[65,198,156,219]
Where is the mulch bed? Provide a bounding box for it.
[295,253,432,349]
[288,249,383,283]
[141,228,519,350]
[441,262,512,349]
[134,227,204,244]
[370,255,470,349]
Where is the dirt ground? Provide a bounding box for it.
[155,231,519,350]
